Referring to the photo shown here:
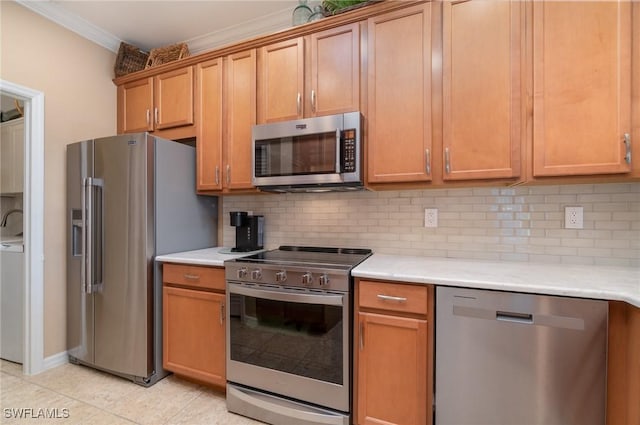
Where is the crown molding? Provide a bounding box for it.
[14,1,293,56]
[15,0,122,52]
[185,8,292,55]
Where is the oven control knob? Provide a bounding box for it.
[318,274,330,286]
[301,272,313,285]
[275,271,287,282]
[237,267,248,279]
[251,269,262,280]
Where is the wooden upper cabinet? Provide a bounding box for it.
[154,66,194,130]
[258,38,304,122]
[258,22,360,123]
[532,1,632,177]
[225,49,257,190]
[117,67,194,134]
[442,0,522,181]
[309,23,360,117]
[196,58,223,191]
[367,4,432,184]
[118,77,153,133]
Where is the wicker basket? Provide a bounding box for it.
[145,43,190,69]
[114,42,149,77]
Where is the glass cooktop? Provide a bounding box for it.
[234,245,372,269]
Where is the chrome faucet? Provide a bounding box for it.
[0,209,23,227]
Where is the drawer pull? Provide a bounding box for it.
[183,274,200,280]
[377,294,407,303]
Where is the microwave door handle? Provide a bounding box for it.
[335,128,341,173]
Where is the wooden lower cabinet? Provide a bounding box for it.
[162,264,226,387]
[607,301,640,425]
[355,280,434,425]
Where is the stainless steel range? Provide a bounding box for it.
[224,246,372,425]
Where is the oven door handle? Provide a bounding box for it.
[228,283,344,307]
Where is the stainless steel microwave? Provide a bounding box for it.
[252,112,362,192]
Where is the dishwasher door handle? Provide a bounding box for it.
[496,311,533,325]
[453,305,585,330]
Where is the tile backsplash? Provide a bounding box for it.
[223,183,640,267]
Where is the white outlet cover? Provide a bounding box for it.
[565,206,584,229]
[424,208,438,228]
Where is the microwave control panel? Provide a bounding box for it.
[341,129,357,173]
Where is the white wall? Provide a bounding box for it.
[0,1,116,357]
[223,183,640,267]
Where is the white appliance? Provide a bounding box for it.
[0,243,24,363]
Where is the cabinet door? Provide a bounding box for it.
[225,49,256,190]
[0,118,24,194]
[258,38,304,123]
[367,4,432,184]
[357,312,427,425]
[196,59,223,191]
[117,77,153,134]
[154,66,194,130]
[442,0,522,180]
[309,23,360,117]
[163,286,225,387]
[532,1,632,176]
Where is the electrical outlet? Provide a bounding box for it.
[564,206,584,229]
[424,208,438,228]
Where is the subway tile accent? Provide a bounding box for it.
[223,184,640,267]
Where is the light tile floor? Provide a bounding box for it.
[0,360,265,424]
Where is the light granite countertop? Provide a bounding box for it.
[353,254,640,308]
[155,246,262,267]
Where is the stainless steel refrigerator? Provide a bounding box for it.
[66,133,217,386]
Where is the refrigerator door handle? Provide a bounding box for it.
[81,178,88,294]
[83,177,92,294]
[83,177,104,294]
[93,178,104,291]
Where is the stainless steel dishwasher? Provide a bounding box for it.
[435,286,608,425]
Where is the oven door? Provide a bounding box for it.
[226,282,350,413]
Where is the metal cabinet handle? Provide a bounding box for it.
[377,294,408,303]
[624,133,632,164]
[425,149,431,175]
[183,274,200,280]
[226,164,231,185]
[296,92,302,116]
[215,166,220,185]
[445,147,451,174]
[335,128,341,173]
[154,107,159,125]
[311,90,316,113]
[220,302,225,325]
[359,321,364,350]
[146,109,150,125]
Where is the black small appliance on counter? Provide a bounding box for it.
[229,211,264,252]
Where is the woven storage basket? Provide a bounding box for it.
[114,42,149,77]
[145,43,190,68]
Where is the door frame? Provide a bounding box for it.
[0,79,45,375]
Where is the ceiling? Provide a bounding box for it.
[15,0,319,54]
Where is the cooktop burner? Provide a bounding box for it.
[234,245,372,269]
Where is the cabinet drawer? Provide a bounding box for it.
[163,263,225,291]
[359,280,428,316]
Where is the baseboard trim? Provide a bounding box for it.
[42,351,68,371]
